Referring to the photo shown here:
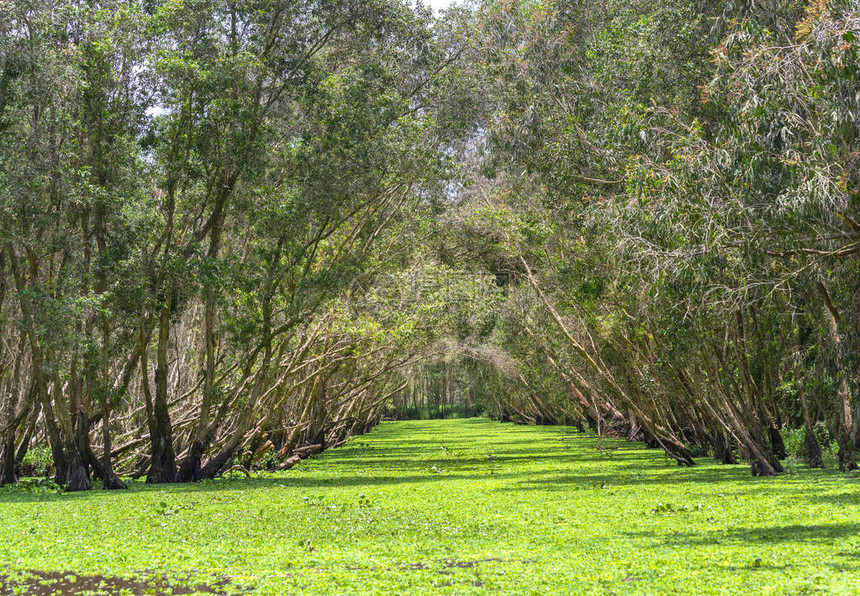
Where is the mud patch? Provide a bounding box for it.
[439,557,507,569]
[394,557,530,572]
[0,570,234,595]
[403,562,429,570]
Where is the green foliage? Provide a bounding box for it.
[1,419,858,593]
[19,445,53,479]
[391,403,482,420]
[782,427,807,460]
[782,422,840,464]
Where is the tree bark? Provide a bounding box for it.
[817,279,857,471]
[0,435,16,486]
[712,429,738,465]
[146,298,177,483]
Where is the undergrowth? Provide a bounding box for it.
[1,419,858,594]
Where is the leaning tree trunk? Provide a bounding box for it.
[700,373,779,476]
[519,255,693,464]
[177,276,217,483]
[178,172,234,483]
[14,399,40,472]
[712,428,738,465]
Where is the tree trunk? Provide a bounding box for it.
[100,398,126,490]
[0,253,11,486]
[817,279,858,471]
[63,439,92,492]
[767,426,787,460]
[147,299,177,483]
[15,400,40,469]
[799,383,824,468]
[0,435,16,486]
[75,407,101,480]
[713,429,738,464]
[853,400,860,450]
[93,207,125,490]
[40,381,68,486]
[53,375,91,492]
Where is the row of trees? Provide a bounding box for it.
[443,0,860,474]
[2,0,858,490]
[0,0,476,490]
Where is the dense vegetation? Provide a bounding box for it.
[2,419,858,593]
[1,0,859,494]
[457,0,860,477]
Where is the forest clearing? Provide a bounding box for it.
[1,418,858,594]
